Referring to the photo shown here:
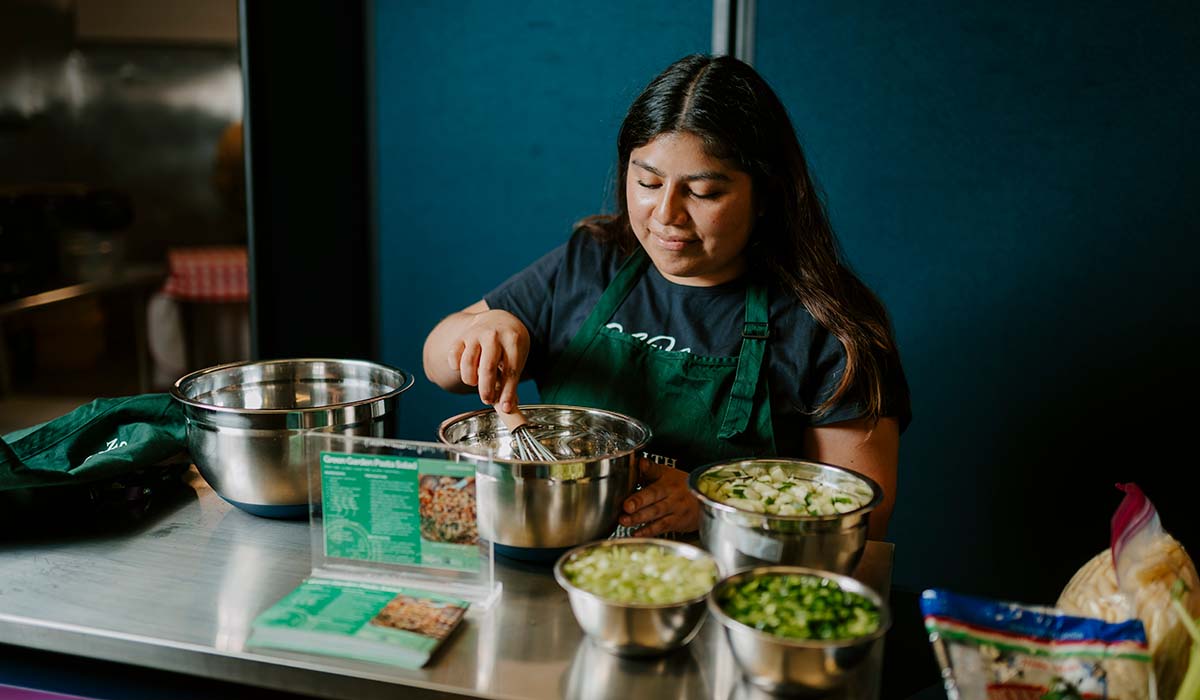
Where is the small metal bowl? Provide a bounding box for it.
[688,458,882,575]
[707,566,891,695]
[438,405,650,551]
[554,538,717,657]
[171,358,413,517]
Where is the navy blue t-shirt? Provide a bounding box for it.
[484,230,910,457]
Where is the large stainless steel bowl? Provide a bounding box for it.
[688,458,882,575]
[437,405,650,550]
[554,538,716,657]
[707,566,891,695]
[171,358,413,518]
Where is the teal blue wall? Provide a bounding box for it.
[374,1,710,441]
[376,3,1200,601]
[756,1,1200,600]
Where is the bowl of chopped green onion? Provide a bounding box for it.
[708,566,891,695]
[554,538,719,656]
[689,458,882,575]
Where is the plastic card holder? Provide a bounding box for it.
[302,431,501,609]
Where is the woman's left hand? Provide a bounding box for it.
[619,458,701,537]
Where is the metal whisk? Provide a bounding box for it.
[495,406,559,461]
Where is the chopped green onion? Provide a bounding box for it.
[718,573,880,640]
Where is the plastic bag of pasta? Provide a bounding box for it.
[1058,483,1200,699]
[922,588,1152,699]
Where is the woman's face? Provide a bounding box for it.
[625,131,756,287]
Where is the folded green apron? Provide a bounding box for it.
[0,393,187,492]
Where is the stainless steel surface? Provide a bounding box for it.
[565,638,711,700]
[708,566,892,696]
[0,469,893,699]
[438,405,650,548]
[171,358,413,510]
[689,458,882,575]
[553,538,715,657]
[0,9,245,261]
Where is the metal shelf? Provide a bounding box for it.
[0,264,166,396]
[0,265,165,316]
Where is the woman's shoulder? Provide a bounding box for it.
[501,227,623,286]
[764,284,911,430]
[765,284,828,347]
[561,226,627,282]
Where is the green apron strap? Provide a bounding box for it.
[546,248,651,385]
[718,283,769,440]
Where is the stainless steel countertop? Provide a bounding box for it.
[0,468,893,699]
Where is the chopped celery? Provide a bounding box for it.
[696,464,871,517]
[562,544,717,605]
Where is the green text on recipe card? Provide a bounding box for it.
[320,452,479,572]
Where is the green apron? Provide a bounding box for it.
[541,249,777,471]
[0,393,187,492]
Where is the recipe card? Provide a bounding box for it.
[247,579,468,669]
[320,452,480,572]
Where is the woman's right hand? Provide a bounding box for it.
[444,308,530,412]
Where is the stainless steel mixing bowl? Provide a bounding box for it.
[554,538,716,657]
[437,405,650,550]
[707,566,891,695]
[171,358,413,517]
[688,458,882,575]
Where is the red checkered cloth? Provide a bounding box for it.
[162,246,248,302]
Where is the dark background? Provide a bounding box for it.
[752,0,1200,603]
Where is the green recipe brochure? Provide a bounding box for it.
[320,452,480,572]
[247,580,469,669]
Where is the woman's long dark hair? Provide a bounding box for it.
[578,54,897,423]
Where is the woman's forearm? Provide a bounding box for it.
[802,417,900,540]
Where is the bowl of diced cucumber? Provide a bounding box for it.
[553,538,719,656]
[689,458,882,575]
[708,566,891,695]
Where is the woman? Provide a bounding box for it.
[424,54,910,539]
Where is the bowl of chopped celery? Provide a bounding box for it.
[708,566,891,695]
[554,538,719,656]
[689,458,882,575]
